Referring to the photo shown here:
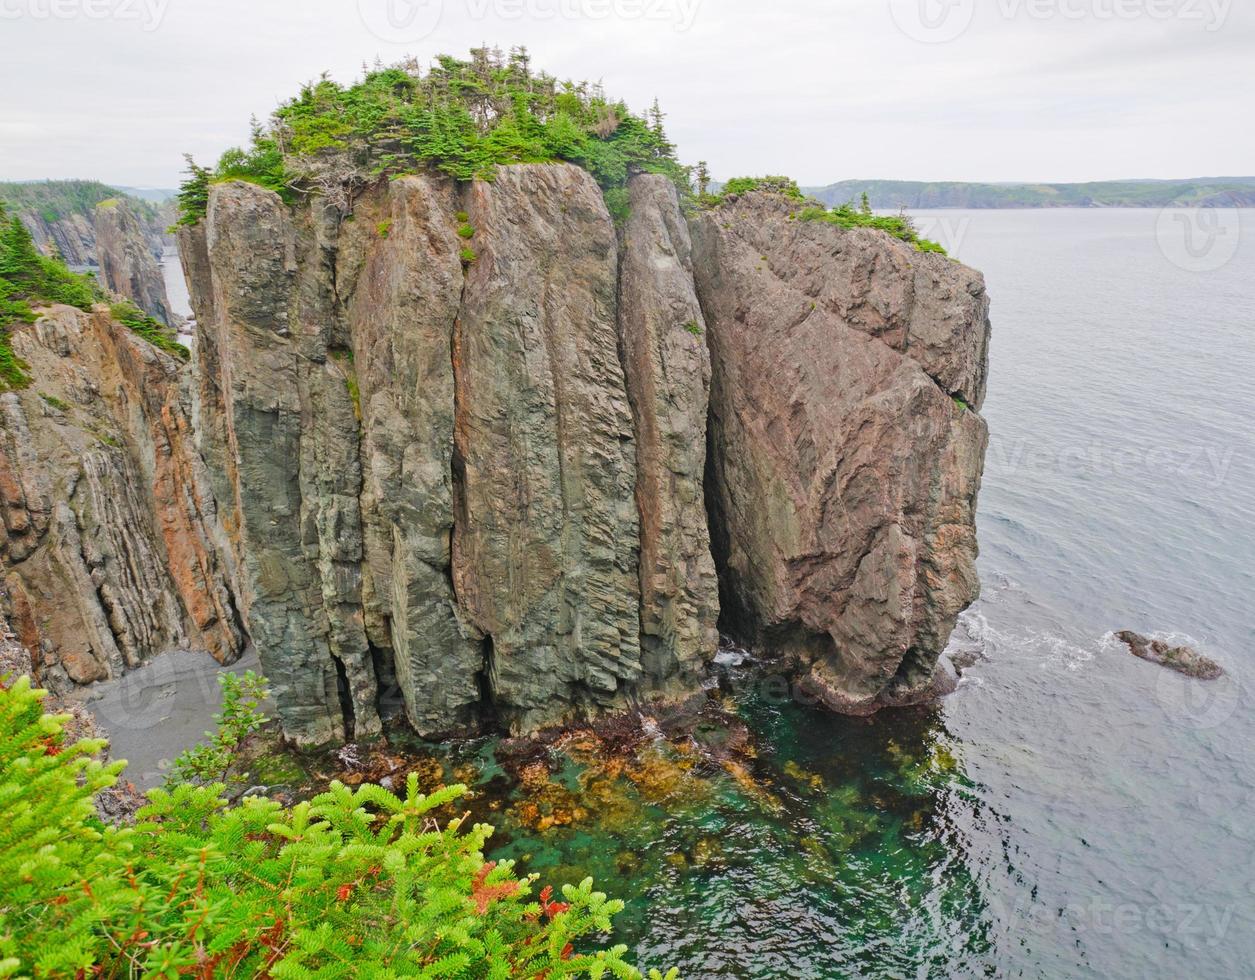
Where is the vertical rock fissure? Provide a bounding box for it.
[447,199,490,726]
[610,201,650,693]
[332,655,356,741]
[475,635,501,733]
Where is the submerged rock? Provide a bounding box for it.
[1116,631,1224,680]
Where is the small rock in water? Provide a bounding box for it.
[1116,631,1224,680]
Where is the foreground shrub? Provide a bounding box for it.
[167,670,270,787]
[0,676,676,979]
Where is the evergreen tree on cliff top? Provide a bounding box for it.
[178,47,688,225]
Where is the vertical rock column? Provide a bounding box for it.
[452,164,643,734]
[339,176,484,735]
[617,174,719,691]
[200,182,356,743]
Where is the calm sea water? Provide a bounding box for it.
[147,209,1254,977]
[481,209,1255,978]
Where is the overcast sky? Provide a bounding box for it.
[1,0,1251,189]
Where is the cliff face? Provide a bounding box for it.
[0,306,244,691]
[178,167,721,741]
[0,167,990,743]
[20,211,98,268]
[174,168,989,743]
[93,199,175,325]
[690,193,989,713]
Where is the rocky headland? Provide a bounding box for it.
[2,57,991,749]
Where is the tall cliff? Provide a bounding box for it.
[174,167,989,743]
[93,199,176,325]
[0,305,244,691]
[177,167,720,741]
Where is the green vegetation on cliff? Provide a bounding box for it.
[0,676,676,979]
[0,200,101,389]
[178,47,687,226]
[0,179,162,226]
[704,176,946,254]
[708,175,806,203]
[795,202,946,254]
[109,298,189,361]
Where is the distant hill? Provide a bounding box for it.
[0,179,162,224]
[115,186,178,204]
[802,178,1255,209]
[0,179,170,268]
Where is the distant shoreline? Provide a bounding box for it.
[802,178,1255,210]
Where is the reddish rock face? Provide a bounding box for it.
[690,191,990,713]
[0,306,244,692]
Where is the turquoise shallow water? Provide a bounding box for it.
[473,209,1255,978]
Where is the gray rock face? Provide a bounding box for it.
[182,167,721,741]
[93,199,175,325]
[618,175,720,692]
[452,166,642,733]
[172,170,990,742]
[8,196,168,275]
[690,191,990,714]
[0,306,245,691]
[22,211,98,268]
[338,175,481,737]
